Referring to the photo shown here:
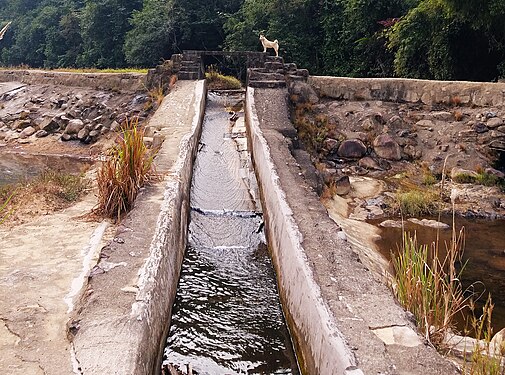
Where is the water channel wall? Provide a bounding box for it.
[310,76,505,108]
[0,69,146,92]
[245,87,459,375]
[71,80,206,374]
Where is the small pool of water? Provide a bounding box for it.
[372,216,505,333]
[0,151,93,186]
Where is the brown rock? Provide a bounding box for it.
[19,126,36,138]
[65,119,85,135]
[40,117,60,133]
[337,139,367,159]
[334,175,351,195]
[323,138,340,153]
[35,130,49,138]
[359,156,382,170]
[373,134,401,161]
[487,117,503,129]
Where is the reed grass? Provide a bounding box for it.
[95,117,156,221]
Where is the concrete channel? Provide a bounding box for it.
[72,79,459,374]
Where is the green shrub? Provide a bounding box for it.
[394,189,439,217]
[205,66,241,90]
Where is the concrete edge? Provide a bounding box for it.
[131,79,207,374]
[309,75,505,107]
[245,87,359,375]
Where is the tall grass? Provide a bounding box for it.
[205,66,241,90]
[394,189,439,217]
[95,117,156,221]
[392,227,468,346]
[0,187,16,224]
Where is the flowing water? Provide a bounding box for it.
[373,216,505,332]
[162,91,299,374]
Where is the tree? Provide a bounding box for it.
[124,0,176,67]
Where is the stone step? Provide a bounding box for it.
[266,56,284,64]
[248,71,285,81]
[265,62,284,71]
[284,63,298,72]
[248,80,286,89]
[286,74,307,82]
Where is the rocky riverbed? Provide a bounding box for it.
[289,81,505,220]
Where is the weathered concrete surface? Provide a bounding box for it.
[71,80,206,374]
[0,70,146,92]
[246,87,459,374]
[0,190,114,375]
[310,76,505,107]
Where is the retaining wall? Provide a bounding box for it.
[310,76,505,107]
[0,69,146,92]
[71,80,206,374]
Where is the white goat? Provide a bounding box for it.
[259,34,279,57]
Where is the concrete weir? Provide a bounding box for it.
[72,79,459,375]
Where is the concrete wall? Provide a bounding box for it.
[71,80,206,374]
[310,76,505,107]
[0,69,146,92]
[245,88,357,375]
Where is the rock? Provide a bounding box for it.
[485,167,505,179]
[389,115,403,127]
[486,117,503,128]
[337,139,367,159]
[361,118,375,131]
[472,122,488,133]
[77,128,90,140]
[336,231,347,241]
[379,220,403,228]
[89,130,99,138]
[430,111,453,121]
[152,134,164,150]
[61,133,73,142]
[19,126,36,138]
[65,119,85,135]
[143,137,154,148]
[490,130,504,138]
[403,145,422,160]
[12,119,32,130]
[35,130,49,138]
[110,120,120,132]
[289,81,319,104]
[39,117,60,133]
[323,138,339,153]
[358,156,382,170]
[416,119,434,128]
[408,218,450,229]
[335,175,351,195]
[497,126,505,133]
[373,134,401,161]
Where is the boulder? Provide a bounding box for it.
[451,167,478,182]
[486,117,503,128]
[337,139,367,159]
[472,122,488,133]
[35,130,49,138]
[430,111,453,121]
[19,126,36,138]
[323,138,339,153]
[61,133,73,142]
[373,134,401,161]
[77,128,90,140]
[289,81,319,104]
[358,156,382,170]
[12,119,32,131]
[416,119,434,128]
[334,175,351,195]
[65,119,85,135]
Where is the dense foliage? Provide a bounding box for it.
[0,0,503,80]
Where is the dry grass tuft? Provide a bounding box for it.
[205,66,241,90]
[94,117,157,221]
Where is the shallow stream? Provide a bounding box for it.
[162,91,298,374]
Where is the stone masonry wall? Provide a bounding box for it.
[0,70,146,92]
[310,76,505,108]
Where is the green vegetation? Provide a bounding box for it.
[394,189,439,217]
[38,170,90,202]
[0,0,503,80]
[95,117,157,221]
[392,230,467,346]
[205,67,242,90]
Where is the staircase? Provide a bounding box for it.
[247,56,309,89]
[177,51,203,80]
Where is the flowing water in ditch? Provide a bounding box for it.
[162,91,299,374]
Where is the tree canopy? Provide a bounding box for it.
[0,0,503,81]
